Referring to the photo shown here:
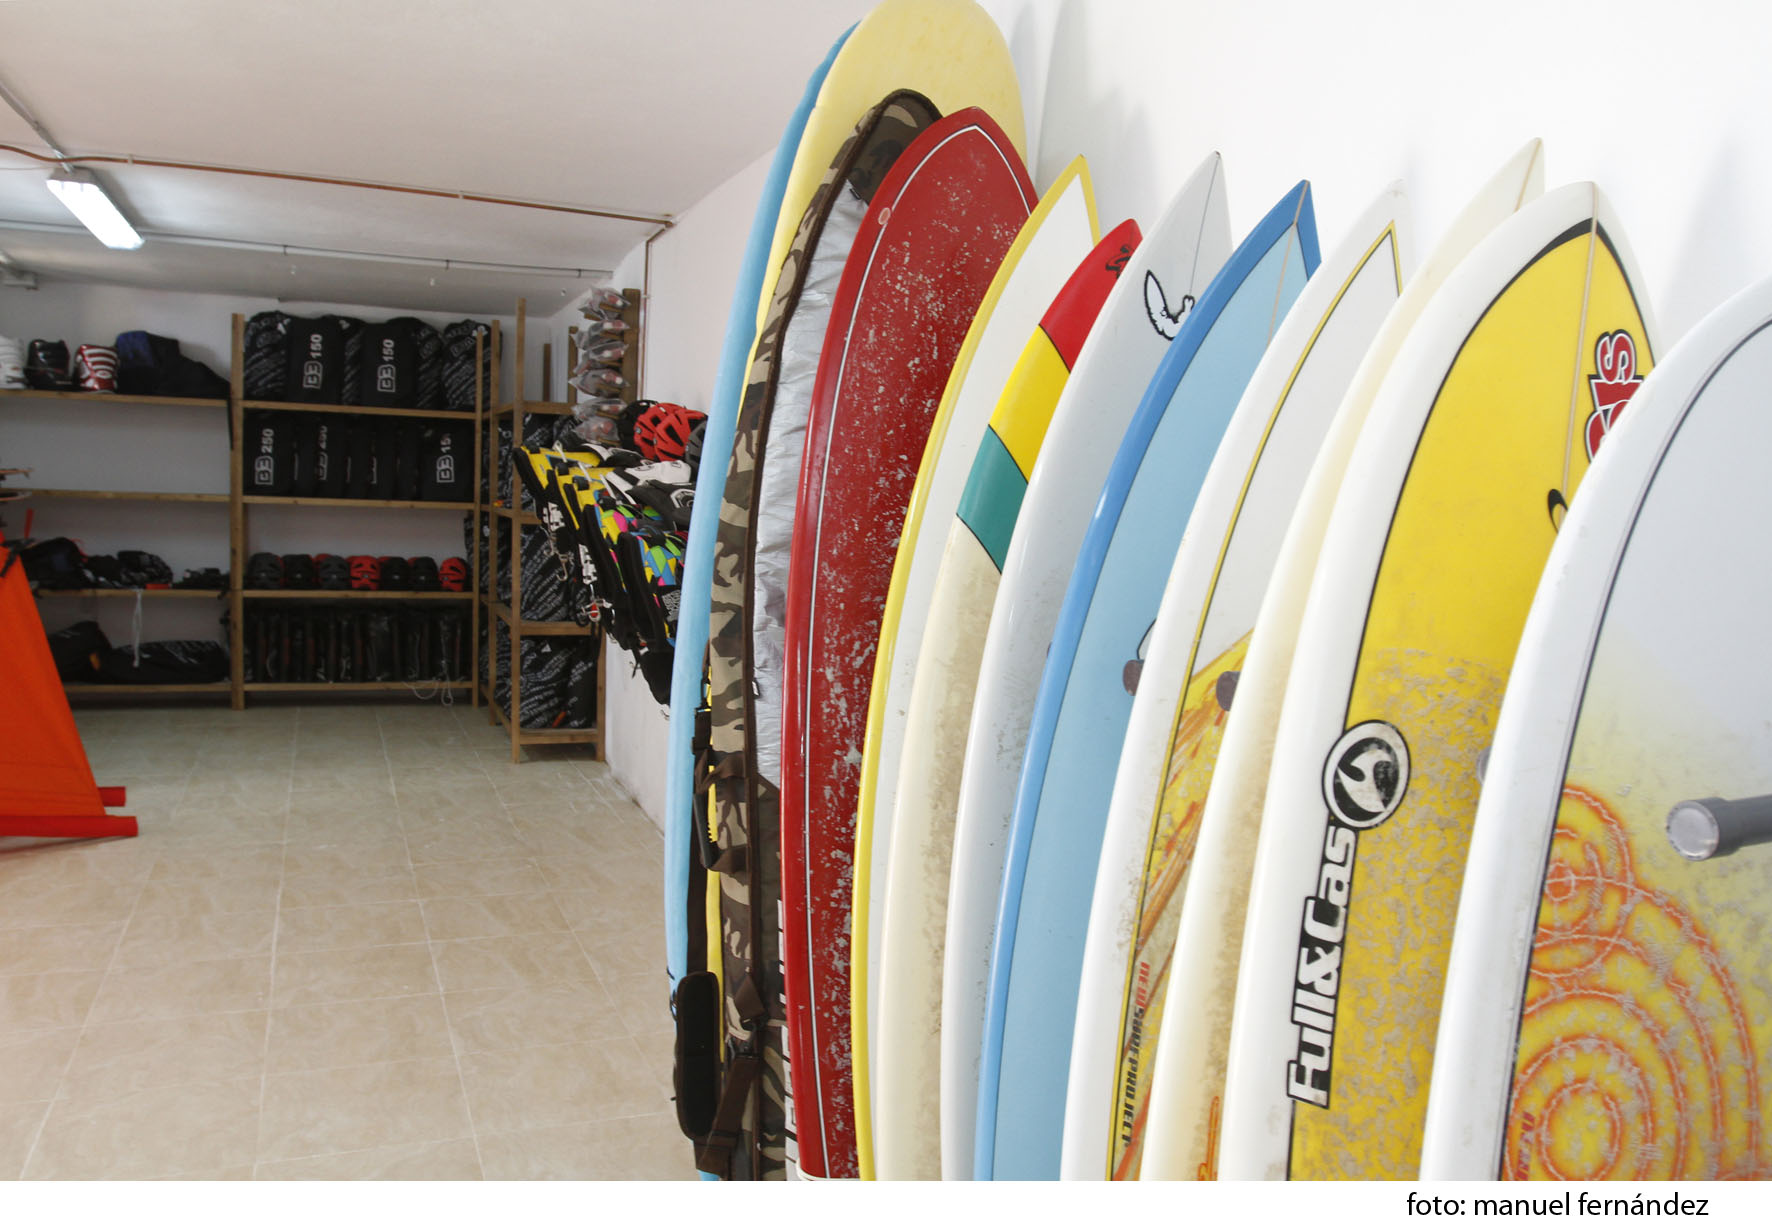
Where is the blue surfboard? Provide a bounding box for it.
[664,28,851,998]
[974,183,1319,1180]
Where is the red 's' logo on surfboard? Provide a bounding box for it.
[1585,330,1644,459]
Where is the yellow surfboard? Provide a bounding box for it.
[1217,180,1655,1179]
[1137,142,1543,1184]
[748,0,1026,345]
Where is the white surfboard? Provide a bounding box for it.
[938,153,1232,1179]
[1063,183,1409,1180]
[1216,177,1655,1180]
[1137,141,1546,1183]
[871,218,1140,1180]
[1422,275,1772,1182]
[849,159,1100,1177]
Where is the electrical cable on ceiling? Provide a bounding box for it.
[0,68,674,232]
[0,142,672,229]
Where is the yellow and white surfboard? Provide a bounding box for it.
[1217,177,1655,1180]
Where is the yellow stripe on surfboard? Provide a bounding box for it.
[992,341,1068,478]
[851,158,1100,1179]
[1287,220,1652,1180]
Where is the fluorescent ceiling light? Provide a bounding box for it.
[46,169,143,250]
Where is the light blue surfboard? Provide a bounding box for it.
[974,183,1319,1180]
[664,28,851,998]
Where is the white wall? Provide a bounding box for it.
[987,0,1772,343]
[556,153,774,827]
[0,280,534,646]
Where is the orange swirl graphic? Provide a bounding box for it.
[1506,787,1768,1180]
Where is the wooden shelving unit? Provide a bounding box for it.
[0,327,489,707]
[229,312,482,707]
[5,306,619,755]
[477,296,631,762]
[3,387,236,703]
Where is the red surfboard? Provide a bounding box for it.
[779,107,1035,1179]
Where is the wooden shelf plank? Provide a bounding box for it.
[240,590,472,601]
[0,388,227,409]
[21,489,229,504]
[488,600,594,637]
[492,400,576,417]
[481,695,599,743]
[65,682,231,695]
[243,495,475,511]
[491,506,540,524]
[241,400,476,422]
[243,681,472,693]
[35,588,225,600]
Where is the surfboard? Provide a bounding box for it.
[940,153,1231,1180]
[848,159,1101,1179]
[665,24,845,1006]
[1064,184,1408,1181]
[1136,140,1546,1184]
[700,90,946,1182]
[1216,179,1655,1181]
[749,0,1025,345]
[667,0,1026,1016]
[779,108,1036,1181]
[1421,276,1772,1182]
[872,217,1142,1180]
[977,183,1319,1181]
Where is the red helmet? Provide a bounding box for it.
[348,555,381,590]
[439,557,469,592]
[634,401,706,462]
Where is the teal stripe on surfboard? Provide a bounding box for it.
[957,428,1026,569]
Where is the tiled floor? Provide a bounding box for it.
[0,698,693,1180]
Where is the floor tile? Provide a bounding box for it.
[281,840,410,881]
[266,994,453,1073]
[278,871,418,911]
[147,846,284,883]
[271,943,439,1007]
[115,910,277,968]
[253,1136,482,1180]
[62,1012,267,1100]
[88,957,271,1023]
[257,1057,470,1162]
[458,1037,664,1136]
[444,982,627,1053]
[24,1079,261,1180]
[430,932,597,992]
[478,1113,695,1180]
[0,969,106,1036]
[412,857,547,899]
[133,875,283,918]
[0,922,125,977]
[0,1102,48,1181]
[421,893,569,942]
[0,1030,79,1105]
[276,901,428,953]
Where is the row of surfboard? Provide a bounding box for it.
[663,0,1772,1183]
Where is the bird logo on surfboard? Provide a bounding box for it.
[1145,272,1195,340]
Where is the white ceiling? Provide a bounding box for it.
[0,0,879,314]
